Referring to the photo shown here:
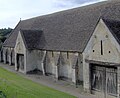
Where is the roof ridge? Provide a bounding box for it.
[22,0,109,21]
[3,0,120,52]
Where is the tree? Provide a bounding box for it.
[0,27,13,49]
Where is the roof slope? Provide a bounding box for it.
[20,30,46,49]
[3,0,120,52]
[103,18,120,45]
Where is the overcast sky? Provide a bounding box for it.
[0,0,107,28]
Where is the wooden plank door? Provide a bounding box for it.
[106,67,117,98]
[91,65,105,98]
[91,64,117,98]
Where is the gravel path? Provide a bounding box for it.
[0,63,96,98]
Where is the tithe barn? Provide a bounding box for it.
[1,0,120,98]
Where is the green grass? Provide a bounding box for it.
[0,67,76,98]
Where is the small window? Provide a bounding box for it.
[106,35,108,38]
[93,50,95,52]
[94,35,97,38]
[109,51,111,53]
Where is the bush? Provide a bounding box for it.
[0,91,6,98]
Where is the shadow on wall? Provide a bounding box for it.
[27,68,43,75]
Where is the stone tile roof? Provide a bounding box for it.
[3,0,120,52]
[103,18,120,45]
[20,30,46,49]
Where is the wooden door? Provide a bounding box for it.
[106,68,117,98]
[91,64,117,98]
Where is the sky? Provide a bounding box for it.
[0,0,107,28]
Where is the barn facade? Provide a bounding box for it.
[83,18,120,98]
[1,0,120,98]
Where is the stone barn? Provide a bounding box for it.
[83,18,120,98]
[1,0,120,98]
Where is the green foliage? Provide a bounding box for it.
[0,36,6,43]
[0,28,13,44]
[0,28,12,49]
[0,67,76,98]
[0,28,12,37]
[0,91,6,98]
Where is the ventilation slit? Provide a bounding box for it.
[101,40,103,55]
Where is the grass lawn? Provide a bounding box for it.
[0,67,76,98]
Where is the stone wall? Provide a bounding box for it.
[83,19,120,95]
[26,50,83,83]
[3,31,84,84]
[45,51,55,75]
[14,31,26,73]
[26,50,44,72]
[2,47,14,66]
